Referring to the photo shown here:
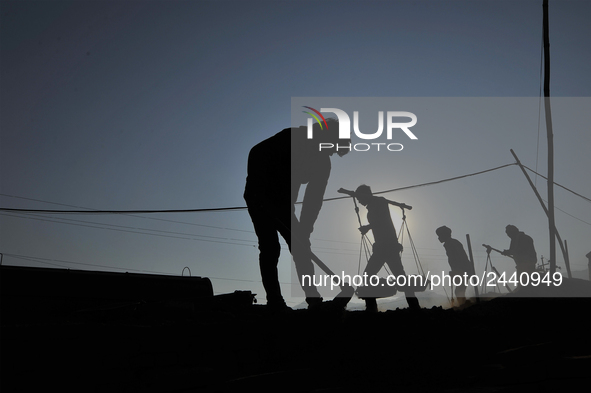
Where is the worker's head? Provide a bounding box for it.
[355,184,373,206]
[435,226,452,243]
[505,225,519,238]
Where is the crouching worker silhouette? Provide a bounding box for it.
[244,118,349,311]
[436,226,472,306]
[340,185,420,312]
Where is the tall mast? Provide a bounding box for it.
[543,0,557,274]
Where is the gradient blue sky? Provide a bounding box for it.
[1,0,590,308]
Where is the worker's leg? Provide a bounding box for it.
[362,252,385,311]
[247,206,286,307]
[279,216,322,302]
[264,206,322,302]
[386,252,421,310]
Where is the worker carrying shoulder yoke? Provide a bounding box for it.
[350,184,420,312]
[244,118,349,311]
[501,225,537,276]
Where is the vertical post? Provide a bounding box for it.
[465,234,479,302]
[564,240,569,275]
[543,0,557,274]
[586,252,591,281]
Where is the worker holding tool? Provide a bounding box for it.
[501,225,537,276]
[435,226,472,306]
[244,118,349,311]
[339,185,420,312]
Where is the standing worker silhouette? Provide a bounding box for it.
[340,185,420,312]
[244,118,349,311]
[436,226,472,306]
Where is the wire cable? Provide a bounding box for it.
[322,163,518,202]
[1,163,519,213]
[0,206,246,214]
[522,165,591,203]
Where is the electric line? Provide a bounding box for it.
[522,165,591,203]
[7,211,258,243]
[2,252,293,285]
[552,205,591,227]
[0,163,520,213]
[1,193,257,232]
[32,212,258,243]
[0,212,368,256]
[2,162,588,254]
[322,163,519,202]
[0,212,259,247]
[0,206,247,214]
[0,193,360,247]
[7,254,71,269]
[1,208,447,256]
[0,193,442,250]
[0,196,425,250]
[3,252,171,274]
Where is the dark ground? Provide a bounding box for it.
[2,279,591,393]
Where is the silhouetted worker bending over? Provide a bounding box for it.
[502,225,537,276]
[244,118,349,311]
[341,185,420,312]
[436,226,472,306]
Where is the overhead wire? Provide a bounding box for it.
[0,212,259,247]
[1,162,522,214]
[2,160,587,256]
[522,165,591,203]
[0,212,369,259]
[0,206,247,214]
[6,161,589,217]
[320,163,520,203]
[3,252,170,274]
[1,161,587,276]
[3,252,294,285]
[0,193,364,247]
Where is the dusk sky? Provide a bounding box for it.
[1,0,590,308]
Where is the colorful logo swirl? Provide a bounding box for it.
[302,106,329,129]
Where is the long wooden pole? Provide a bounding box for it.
[543,0,557,274]
[509,149,571,277]
[465,234,479,302]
